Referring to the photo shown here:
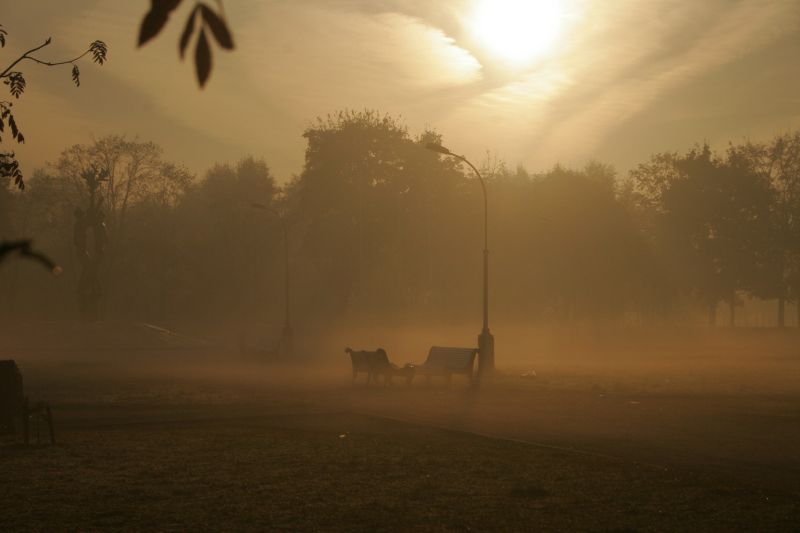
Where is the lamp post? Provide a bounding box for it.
[251,202,292,357]
[426,143,495,378]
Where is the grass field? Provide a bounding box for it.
[3,326,800,531]
[4,408,798,532]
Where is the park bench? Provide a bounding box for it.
[345,347,415,385]
[0,360,55,445]
[411,346,478,387]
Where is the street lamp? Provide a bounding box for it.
[251,202,292,357]
[426,142,495,378]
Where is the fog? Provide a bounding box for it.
[2,2,800,530]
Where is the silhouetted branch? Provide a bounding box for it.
[0,240,59,274]
[0,37,51,77]
[18,48,92,68]
[0,25,107,189]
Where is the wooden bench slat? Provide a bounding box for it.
[412,346,478,385]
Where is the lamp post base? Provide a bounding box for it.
[477,329,494,381]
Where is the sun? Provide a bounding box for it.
[469,0,567,67]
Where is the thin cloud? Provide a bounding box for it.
[5,0,800,179]
[529,0,796,166]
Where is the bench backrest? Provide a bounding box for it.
[345,348,391,371]
[423,347,478,371]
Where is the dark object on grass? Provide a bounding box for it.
[0,360,55,445]
[0,360,23,433]
[411,347,478,387]
[345,347,415,386]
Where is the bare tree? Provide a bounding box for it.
[51,136,192,318]
[54,136,191,239]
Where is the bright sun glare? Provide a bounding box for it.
[470,0,566,66]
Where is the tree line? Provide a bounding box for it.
[1,110,798,332]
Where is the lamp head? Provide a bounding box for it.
[425,143,453,156]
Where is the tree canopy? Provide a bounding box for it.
[2,111,799,328]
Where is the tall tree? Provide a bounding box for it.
[174,156,278,324]
[632,145,772,326]
[491,162,647,321]
[728,133,800,327]
[54,136,190,240]
[287,110,471,321]
[291,110,409,317]
[51,136,192,318]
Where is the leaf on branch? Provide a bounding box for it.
[90,40,108,64]
[195,28,211,88]
[137,0,231,87]
[4,72,26,98]
[154,0,183,11]
[200,4,234,50]
[139,0,183,47]
[8,114,18,138]
[139,10,169,46]
[138,0,183,46]
[0,107,6,142]
[179,6,199,59]
[2,110,23,144]
[72,64,80,87]
[0,151,24,190]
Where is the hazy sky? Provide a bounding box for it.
[4,0,799,182]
